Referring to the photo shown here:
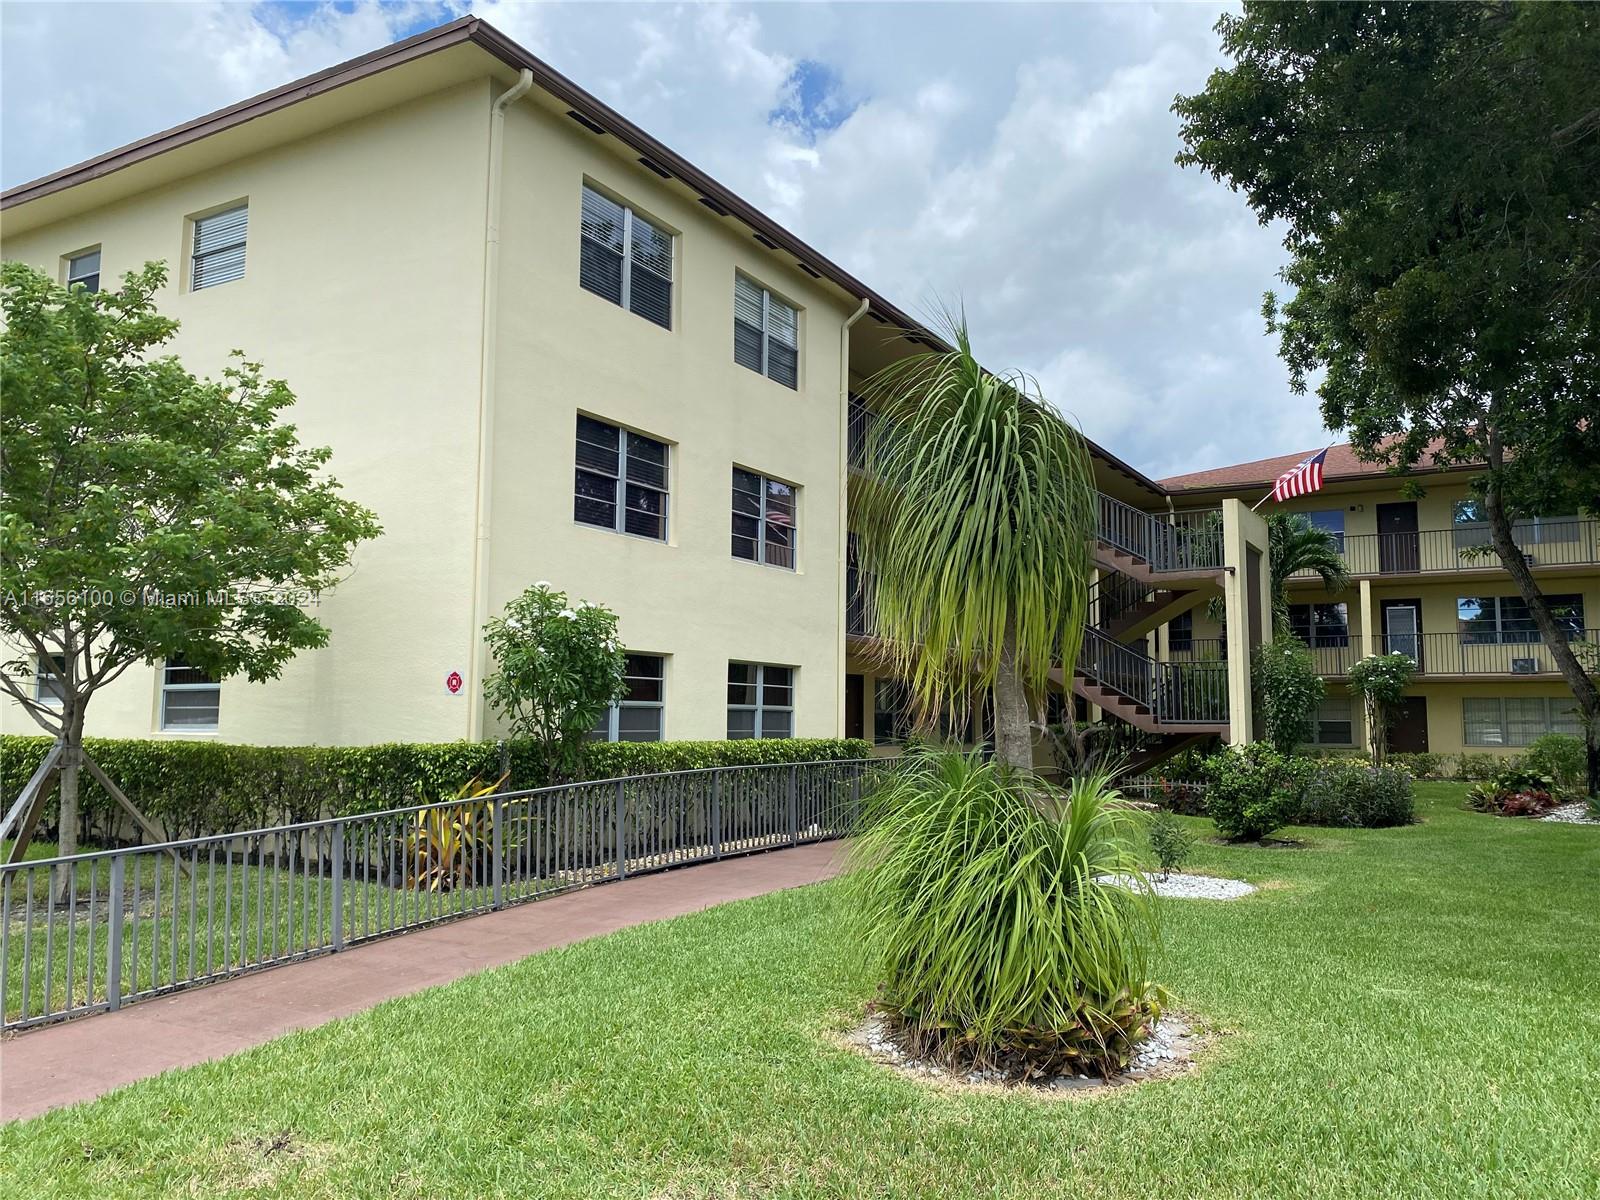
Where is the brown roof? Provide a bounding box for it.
[2,15,1171,499]
[1160,438,1469,493]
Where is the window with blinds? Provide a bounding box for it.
[66,249,101,293]
[1462,696,1582,746]
[190,204,248,290]
[579,185,672,329]
[590,654,665,742]
[1312,694,1354,745]
[161,657,220,730]
[731,468,797,568]
[733,275,799,388]
[727,662,794,739]
[574,414,669,540]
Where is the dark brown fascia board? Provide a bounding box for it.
[0,14,1172,501]
[1163,460,1481,499]
[0,16,481,210]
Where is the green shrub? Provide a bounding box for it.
[1466,765,1562,817]
[0,733,870,844]
[1455,752,1514,782]
[1299,763,1415,828]
[1201,743,1313,841]
[1388,751,1447,780]
[1521,734,1586,792]
[848,751,1163,1076]
[1147,810,1196,879]
[1251,638,1325,754]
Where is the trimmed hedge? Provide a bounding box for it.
[0,734,870,845]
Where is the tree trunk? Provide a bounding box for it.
[52,705,85,905]
[1483,440,1600,794]
[992,630,1034,772]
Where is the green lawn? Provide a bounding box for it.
[2,783,1597,1198]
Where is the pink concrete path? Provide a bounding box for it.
[1,842,846,1123]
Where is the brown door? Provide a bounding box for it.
[1386,696,1429,754]
[845,674,865,741]
[1380,599,1424,671]
[1376,502,1419,573]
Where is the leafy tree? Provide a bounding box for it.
[1347,653,1417,769]
[1,262,381,871]
[854,314,1097,771]
[1251,637,1326,754]
[481,583,626,781]
[1175,3,1600,791]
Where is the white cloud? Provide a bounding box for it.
[0,0,1326,481]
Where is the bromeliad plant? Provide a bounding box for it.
[405,774,508,893]
[848,750,1164,1078]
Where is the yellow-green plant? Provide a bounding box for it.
[405,774,507,893]
[847,750,1164,1077]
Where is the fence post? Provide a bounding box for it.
[615,780,627,881]
[788,764,799,846]
[711,772,723,859]
[331,821,345,952]
[850,768,862,834]
[492,798,505,910]
[107,854,125,1012]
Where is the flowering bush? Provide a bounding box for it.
[1465,766,1563,817]
[482,583,627,781]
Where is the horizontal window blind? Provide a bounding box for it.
[732,275,799,388]
[731,468,797,568]
[574,414,668,540]
[192,205,247,290]
[579,185,672,329]
[734,276,764,372]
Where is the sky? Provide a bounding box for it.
[0,1,1333,481]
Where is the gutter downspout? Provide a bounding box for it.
[467,68,535,741]
[837,296,870,736]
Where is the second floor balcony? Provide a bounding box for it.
[1168,630,1598,680]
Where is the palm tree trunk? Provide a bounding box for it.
[993,628,1033,771]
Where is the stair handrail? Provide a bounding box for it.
[1095,493,1224,572]
[1077,626,1228,725]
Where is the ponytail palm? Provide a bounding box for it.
[855,316,1097,769]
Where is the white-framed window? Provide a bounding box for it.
[727,662,794,739]
[1288,602,1351,648]
[190,204,248,290]
[590,654,665,742]
[1453,501,1581,549]
[34,654,67,706]
[1463,696,1582,747]
[65,249,101,293]
[574,414,669,540]
[579,184,673,329]
[733,274,799,388]
[160,657,220,730]
[731,468,797,568]
[1310,693,1354,746]
[1457,594,1584,645]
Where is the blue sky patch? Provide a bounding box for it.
[769,59,857,141]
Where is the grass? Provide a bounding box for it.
[2,783,1597,1198]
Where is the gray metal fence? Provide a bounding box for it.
[1,759,873,1032]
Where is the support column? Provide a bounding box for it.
[1221,499,1272,746]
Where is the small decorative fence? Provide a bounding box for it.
[1,759,874,1032]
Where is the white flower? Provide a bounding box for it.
[558,609,576,620]
[576,599,593,609]
[534,581,552,590]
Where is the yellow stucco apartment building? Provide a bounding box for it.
[3,18,1586,763]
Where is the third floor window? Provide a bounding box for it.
[574,414,669,541]
[191,204,248,290]
[733,275,798,388]
[580,185,673,329]
[66,249,100,293]
[732,468,796,568]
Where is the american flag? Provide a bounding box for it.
[1270,447,1328,502]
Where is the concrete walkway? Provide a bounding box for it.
[1,841,846,1123]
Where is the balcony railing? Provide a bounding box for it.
[1079,627,1228,725]
[1315,630,1597,676]
[1097,493,1223,572]
[1294,519,1600,579]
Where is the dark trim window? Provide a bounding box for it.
[590,654,665,742]
[727,662,794,739]
[34,654,66,706]
[1288,602,1350,647]
[1168,610,1194,653]
[579,184,673,329]
[1463,696,1582,747]
[161,657,219,730]
[574,415,669,540]
[1304,508,1345,550]
[1457,594,1584,644]
[191,204,247,290]
[733,274,799,388]
[874,678,913,746]
[1311,693,1354,746]
[731,468,796,568]
[66,249,100,293]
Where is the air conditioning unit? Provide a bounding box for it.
[1523,553,1538,565]
[1511,658,1539,674]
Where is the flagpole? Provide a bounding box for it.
[1252,439,1339,512]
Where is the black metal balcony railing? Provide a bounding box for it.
[1097,493,1224,572]
[1294,520,1600,579]
[1079,627,1228,725]
[1314,630,1597,676]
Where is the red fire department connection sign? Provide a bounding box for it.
[444,670,464,696]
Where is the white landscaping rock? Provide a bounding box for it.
[1098,872,1257,901]
[1541,802,1600,826]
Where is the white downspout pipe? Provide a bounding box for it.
[836,296,870,736]
[467,69,535,741]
